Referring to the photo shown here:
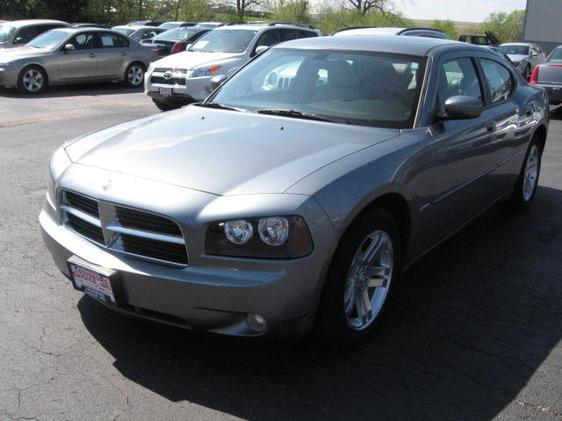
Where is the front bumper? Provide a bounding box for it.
[39,177,335,337]
[145,69,214,103]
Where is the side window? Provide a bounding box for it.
[99,33,129,48]
[256,30,281,48]
[480,59,514,104]
[298,30,317,38]
[438,57,483,106]
[14,26,40,44]
[70,32,98,49]
[279,29,298,42]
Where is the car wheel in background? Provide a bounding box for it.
[524,65,531,80]
[315,208,400,350]
[152,98,181,111]
[504,135,542,211]
[125,62,145,87]
[18,66,48,94]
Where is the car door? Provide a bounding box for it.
[96,32,130,78]
[415,53,498,244]
[57,32,100,80]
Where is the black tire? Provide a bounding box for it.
[524,65,531,81]
[18,65,48,94]
[152,98,181,111]
[314,208,401,351]
[503,135,542,212]
[124,62,145,88]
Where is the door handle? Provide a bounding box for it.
[486,122,496,132]
[121,52,127,56]
[89,53,96,58]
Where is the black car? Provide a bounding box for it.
[459,32,499,46]
[149,26,210,57]
[530,45,562,105]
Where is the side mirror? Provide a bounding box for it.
[63,43,75,52]
[209,74,227,91]
[14,36,24,44]
[437,96,483,121]
[254,45,269,56]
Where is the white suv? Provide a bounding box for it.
[144,23,320,110]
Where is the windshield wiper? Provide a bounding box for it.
[195,102,242,112]
[257,109,334,122]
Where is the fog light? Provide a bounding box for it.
[247,313,267,332]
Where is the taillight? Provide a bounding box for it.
[171,42,186,54]
[529,65,540,84]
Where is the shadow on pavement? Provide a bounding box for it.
[77,186,562,420]
[0,82,142,98]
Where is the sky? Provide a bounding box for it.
[396,0,527,22]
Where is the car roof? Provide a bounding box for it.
[215,23,316,32]
[500,42,532,47]
[275,34,468,57]
[4,19,69,28]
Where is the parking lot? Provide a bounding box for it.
[0,85,561,420]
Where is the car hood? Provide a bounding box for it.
[507,54,528,63]
[0,46,51,61]
[65,107,399,196]
[150,51,241,69]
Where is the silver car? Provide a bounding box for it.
[0,19,71,49]
[144,23,320,110]
[499,42,546,79]
[0,28,156,93]
[41,35,548,348]
[111,25,166,43]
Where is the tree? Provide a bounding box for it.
[479,10,525,44]
[235,0,259,19]
[343,0,391,14]
[269,0,310,23]
[431,19,459,40]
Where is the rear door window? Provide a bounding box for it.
[100,33,129,48]
[480,59,514,104]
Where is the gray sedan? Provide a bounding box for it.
[40,35,548,348]
[0,28,155,93]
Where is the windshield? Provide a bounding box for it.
[0,24,14,43]
[155,27,200,42]
[210,48,426,129]
[499,45,529,56]
[546,48,562,63]
[113,27,134,36]
[189,29,257,53]
[28,30,69,49]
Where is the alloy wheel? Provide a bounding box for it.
[22,69,44,93]
[344,230,393,330]
[128,65,144,86]
[522,144,539,201]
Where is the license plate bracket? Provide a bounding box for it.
[67,256,120,306]
[159,87,173,97]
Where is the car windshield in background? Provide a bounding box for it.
[28,30,69,49]
[210,49,426,129]
[189,29,257,53]
[546,48,562,63]
[0,24,14,42]
[499,45,529,55]
[113,27,134,36]
[155,27,200,42]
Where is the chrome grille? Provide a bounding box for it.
[150,68,188,87]
[60,190,188,266]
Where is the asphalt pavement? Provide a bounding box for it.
[0,84,560,420]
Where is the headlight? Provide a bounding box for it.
[190,65,221,78]
[206,216,313,259]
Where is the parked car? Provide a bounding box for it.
[529,45,562,105]
[41,35,548,348]
[112,25,166,43]
[144,22,320,111]
[0,19,70,49]
[333,26,448,39]
[0,28,155,93]
[72,23,109,29]
[459,32,499,46]
[127,20,163,27]
[148,26,211,57]
[499,42,546,79]
[158,21,197,30]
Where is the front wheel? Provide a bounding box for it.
[125,63,145,87]
[18,66,48,94]
[504,137,542,211]
[315,208,400,350]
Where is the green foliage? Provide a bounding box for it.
[431,19,458,40]
[478,9,525,43]
[270,0,311,24]
[315,5,412,35]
